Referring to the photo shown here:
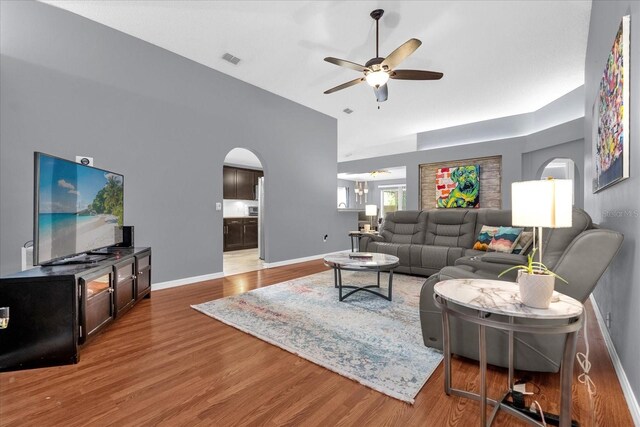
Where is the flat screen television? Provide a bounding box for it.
[34,152,124,265]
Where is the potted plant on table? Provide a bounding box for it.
[499,249,567,309]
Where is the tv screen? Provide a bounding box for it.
[34,152,124,265]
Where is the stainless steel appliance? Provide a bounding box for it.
[258,177,265,260]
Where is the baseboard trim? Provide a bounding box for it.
[262,250,351,269]
[589,294,640,425]
[152,272,224,291]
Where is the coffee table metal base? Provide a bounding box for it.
[332,267,393,302]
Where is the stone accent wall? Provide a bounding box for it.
[419,155,502,210]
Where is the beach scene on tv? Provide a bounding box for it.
[37,155,123,263]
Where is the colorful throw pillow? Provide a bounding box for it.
[512,231,534,255]
[473,226,500,251]
[488,227,524,253]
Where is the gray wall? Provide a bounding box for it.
[584,0,640,411]
[339,119,584,211]
[0,1,353,281]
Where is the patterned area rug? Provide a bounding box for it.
[191,270,443,403]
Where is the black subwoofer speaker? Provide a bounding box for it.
[117,226,134,247]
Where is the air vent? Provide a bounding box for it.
[222,53,241,65]
[343,108,354,114]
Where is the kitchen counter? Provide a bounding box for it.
[223,216,258,219]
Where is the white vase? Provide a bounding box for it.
[517,272,555,309]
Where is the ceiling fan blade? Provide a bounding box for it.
[374,84,388,102]
[324,57,369,73]
[324,77,365,94]
[390,69,444,80]
[381,38,422,70]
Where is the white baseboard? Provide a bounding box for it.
[151,250,350,291]
[152,272,224,291]
[262,249,350,269]
[589,295,640,425]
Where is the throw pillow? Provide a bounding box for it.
[488,226,524,253]
[473,225,500,251]
[512,231,534,255]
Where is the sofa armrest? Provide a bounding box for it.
[481,253,528,266]
[359,234,385,251]
[454,254,521,280]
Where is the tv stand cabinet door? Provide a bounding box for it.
[135,251,151,300]
[113,258,136,318]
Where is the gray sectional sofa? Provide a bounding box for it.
[360,208,624,372]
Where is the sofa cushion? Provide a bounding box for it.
[380,211,428,244]
[410,244,465,271]
[366,242,411,267]
[425,209,477,248]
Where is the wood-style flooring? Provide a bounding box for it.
[0,260,633,426]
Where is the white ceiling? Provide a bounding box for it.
[42,1,592,161]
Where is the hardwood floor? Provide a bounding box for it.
[0,260,633,426]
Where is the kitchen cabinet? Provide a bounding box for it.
[224,218,258,251]
[223,166,263,200]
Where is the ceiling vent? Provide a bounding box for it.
[222,53,241,65]
[343,108,354,114]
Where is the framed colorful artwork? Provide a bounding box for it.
[593,15,630,193]
[436,165,480,208]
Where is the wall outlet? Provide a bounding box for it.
[323,234,328,242]
[606,312,612,329]
[215,202,222,211]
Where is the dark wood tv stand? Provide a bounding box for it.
[0,246,151,372]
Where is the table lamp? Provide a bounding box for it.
[511,179,573,270]
[365,204,377,231]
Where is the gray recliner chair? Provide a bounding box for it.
[419,209,624,372]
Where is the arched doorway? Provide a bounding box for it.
[223,148,265,275]
[538,157,581,207]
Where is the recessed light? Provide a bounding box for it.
[222,53,241,65]
[343,108,354,114]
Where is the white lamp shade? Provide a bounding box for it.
[511,180,573,228]
[365,204,377,216]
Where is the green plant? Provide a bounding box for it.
[498,248,568,283]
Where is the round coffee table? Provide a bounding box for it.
[323,252,400,301]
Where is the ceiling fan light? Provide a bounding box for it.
[365,70,389,88]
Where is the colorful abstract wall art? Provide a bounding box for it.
[436,165,480,208]
[594,15,630,193]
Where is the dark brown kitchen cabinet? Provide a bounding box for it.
[223,166,263,200]
[243,218,258,247]
[224,218,258,251]
[223,166,237,199]
[224,218,244,251]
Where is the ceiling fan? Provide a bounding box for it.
[323,9,443,103]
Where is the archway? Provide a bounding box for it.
[537,157,581,207]
[222,148,265,275]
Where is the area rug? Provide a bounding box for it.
[191,270,443,404]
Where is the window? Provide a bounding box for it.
[380,185,406,218]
